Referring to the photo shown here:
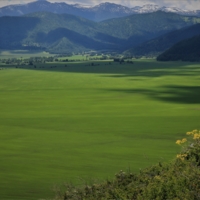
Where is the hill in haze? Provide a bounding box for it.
[98,11,200,50]
[157,34,200,62]
[0,11,200,53]
[0,12,118,53]
[124,23,200,57]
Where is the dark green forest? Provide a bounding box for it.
[125,23,200,57]
[157,35,200,61]
[1,11,200,54]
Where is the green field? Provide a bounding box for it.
[0,59,200,199]
[0,50,55,59]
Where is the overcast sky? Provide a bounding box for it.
[0,0,200,10]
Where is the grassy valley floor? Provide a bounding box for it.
[0,59,200,199]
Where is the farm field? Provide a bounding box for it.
[0,50,55,59]
[0,58,200,199]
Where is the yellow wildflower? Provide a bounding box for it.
[192,130,198,134]
[176,154,181,158]
[178,154,187,158]
[176,140,182,145]
[186,131,193,135]
[181,138,187,143]
[176,154,186,161]
[193,133,200,140]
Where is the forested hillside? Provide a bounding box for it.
[0,11,200,53]
[125,23,200,56]
[157,35,200,61]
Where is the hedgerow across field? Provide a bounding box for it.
[0,59,200,199]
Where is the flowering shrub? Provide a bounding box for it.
[54,130,200,200]
[176,129,200,165]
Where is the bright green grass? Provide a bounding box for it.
[57,54,103,61]
[58,54,87,60]
[0,60,200,199]
[0,50,55,59]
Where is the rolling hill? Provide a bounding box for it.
[0,11,200,53]
[0,12,118,53]
[125,23,200,56]
[157,34,200,61]
[99,11,200,49]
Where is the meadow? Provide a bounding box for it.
[0,56,200,199]
[0,50,55,59]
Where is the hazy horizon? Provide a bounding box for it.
[0,0,200,11]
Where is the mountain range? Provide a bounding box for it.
[0,0,200,21]
[1,11,200,54]
[0,0,200,57]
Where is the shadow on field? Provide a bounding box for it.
[106,85,200,104]
[14,60,200,78]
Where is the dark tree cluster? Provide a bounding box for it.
[157,35,200,62]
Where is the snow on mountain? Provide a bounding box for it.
[72,4,91,9]
[0,1,199,21]
[131,4,198,16]
[160,6,200,16]
[91,2,133,14]
[132,4,160,13]
[161,6,184,13]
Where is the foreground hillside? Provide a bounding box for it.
[55,130,200,200]
[0,11,200,53]
[157,34,200,61]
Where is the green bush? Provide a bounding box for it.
[54,130,200,200]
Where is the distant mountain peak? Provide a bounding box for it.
[72,3,91,9]
[132,4,161,13]
[93,2,127,9]
[98,2,119,6]
[29,0,49,4]
[0,1,200,21]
